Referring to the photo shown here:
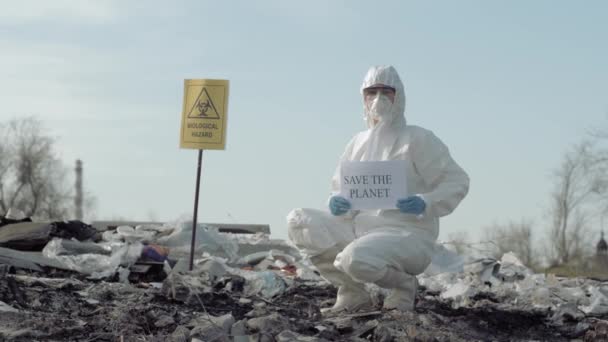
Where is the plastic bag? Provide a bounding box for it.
[42,238,143,279]
[157,221,239,262]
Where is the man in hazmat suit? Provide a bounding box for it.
[287,65,469,313]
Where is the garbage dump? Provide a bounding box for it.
[1,210,608,341]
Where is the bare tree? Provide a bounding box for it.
[0,117,73,219]
[547,141,606,266]
[484,219,536,268]
[590,124,608,216]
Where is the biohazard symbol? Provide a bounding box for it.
[187,87,220,119]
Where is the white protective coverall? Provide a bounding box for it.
[287,65,469,312]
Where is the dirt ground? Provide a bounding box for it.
[1,267,607,342]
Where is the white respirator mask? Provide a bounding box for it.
[368,94,393,121]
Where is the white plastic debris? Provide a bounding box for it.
[423,243,465,276]
[440,280,475,303]
[551,303,585,324]
[0,301,18,313]
[224,232,270,245]
[117,267,130,283]
[491,281,519,302]
[496,252,532,281]
[229,234,302,261]
[294,262,323,282]
[135,224,169,234]
[555,286,587,304]
[102,230,123,242]
[239,250,296,266]
[531,287,553,308]
[580,286,608,315]
[194,257,228,281]
[5,208,26,220]
[419,272,459,293]
[464,258,500,282]
[42,238,143,279]
[115,225,155,243]
[156,222,239,262]
[516,273,545,292]
[418,251,604,316]
[230,270,287,298]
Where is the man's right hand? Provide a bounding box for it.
[329,196,351,216]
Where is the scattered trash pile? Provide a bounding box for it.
[1,209,608,341]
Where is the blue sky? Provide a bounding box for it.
[1,1,607,243]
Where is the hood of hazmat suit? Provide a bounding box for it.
[360,65,407,161]
[330,65,470,241]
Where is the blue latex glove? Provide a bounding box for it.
[329,196,351,216]
[396,196,426,215]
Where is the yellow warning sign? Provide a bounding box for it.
[180,79,229,150]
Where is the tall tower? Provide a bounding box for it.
[75,159,83,220]
[598,231,608,256]
[594,231,608,274]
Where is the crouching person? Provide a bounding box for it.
[287,65,469,313]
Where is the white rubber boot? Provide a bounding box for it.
[375,267,418,311]
[310,246,373,313]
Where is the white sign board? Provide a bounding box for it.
[339,160,408,210]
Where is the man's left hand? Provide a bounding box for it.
[396,196,426,215]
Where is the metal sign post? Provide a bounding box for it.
[189,149,204,271]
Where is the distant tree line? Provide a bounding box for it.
[448,120,608,271]
[0,117,95,220]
